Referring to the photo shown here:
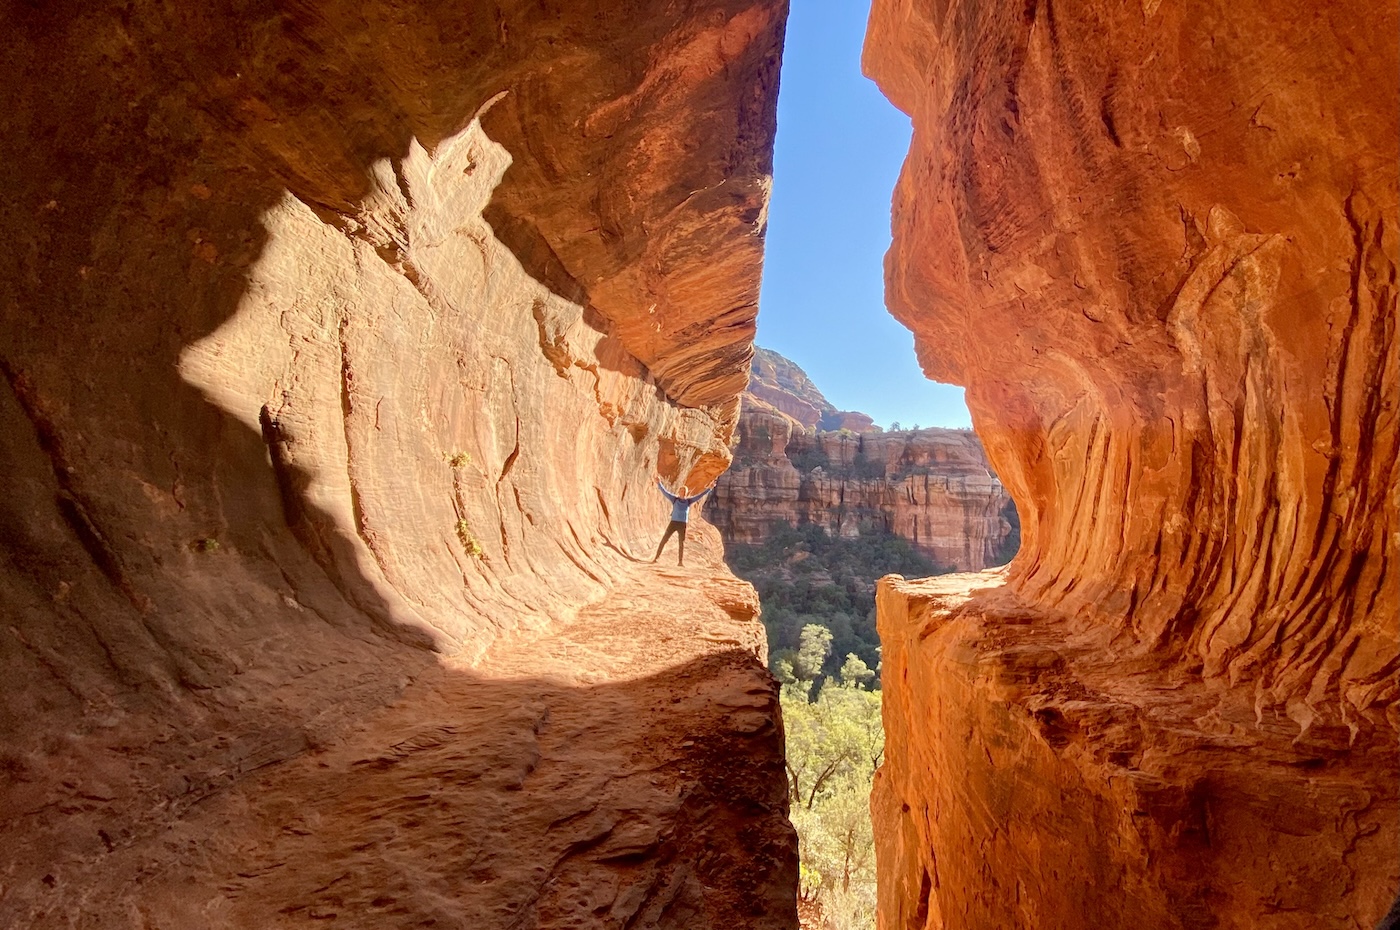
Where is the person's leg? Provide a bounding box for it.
[652,522,677,562]
[676,523,687,566]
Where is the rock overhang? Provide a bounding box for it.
[0,1,798,926]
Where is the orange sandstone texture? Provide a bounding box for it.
[0,1,795,926]
[864,0,1398,926]
[745,347,877,432]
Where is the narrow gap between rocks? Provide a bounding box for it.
[704,3,1020,927]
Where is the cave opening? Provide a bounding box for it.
[4,0,1393,926]
[707,1,1018,927]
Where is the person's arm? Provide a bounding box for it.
[657,480,680,503]
[682,485,714,505]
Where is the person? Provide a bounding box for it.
[652,479,713,567]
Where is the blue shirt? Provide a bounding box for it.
[658,482,711,523]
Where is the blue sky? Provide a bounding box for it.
[756,0,971,430]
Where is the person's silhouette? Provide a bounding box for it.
[652,480,713,566]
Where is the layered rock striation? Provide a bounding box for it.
[709,401,1017,572]
[710,347,1016,572]
[0,2,796,926]
[865,0,1398,926]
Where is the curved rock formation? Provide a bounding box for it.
[0,2,795,926]
[710,404,1017,572]
[865,0,1398,926]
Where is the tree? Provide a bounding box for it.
[838,653,874,689]
[780,638,884,930]
[724,524,928,929]
[727,524,942,684]
[794,624,833,686]
[792,773,876,910]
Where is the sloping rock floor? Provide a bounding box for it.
[5,565,795,930]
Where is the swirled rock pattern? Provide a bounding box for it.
[0,1,795,927]
[865,0,1398,926]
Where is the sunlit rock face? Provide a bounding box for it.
[710,407,1016,572]
[745,346,876,432]
[0,2,796,926]
[864,0,1397,926]
[710,348,1017,572]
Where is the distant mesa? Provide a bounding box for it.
[710,347,1019,573]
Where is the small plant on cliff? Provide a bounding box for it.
[454,519,484,558]
[189,537,220,554]
[845,451,886,480]
[444,451,472,469]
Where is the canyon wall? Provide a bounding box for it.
[710,347,1017,572]
[0,2,796,926]
[709,403,1016,572]
[865,0,1398,927]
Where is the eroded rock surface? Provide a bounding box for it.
[710,405,1016,572]
[864,0,1398,925]
[876,574,1398,930]
[13,560,793,928]
[0,1,795,926]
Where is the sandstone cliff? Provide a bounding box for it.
[746,346,876,432]
[865,0,1398,927]
[0,2,795,926]
[709,349,1017,572]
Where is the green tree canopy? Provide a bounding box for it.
[780,637,884,929]
[723,522,943,929]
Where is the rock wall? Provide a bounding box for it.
[864,0,1398,926]
[709,406,1016,572]
[0,2,796,926]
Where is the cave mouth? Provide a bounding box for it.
[9,0,1390,924]
[714,3,1020,926]
[755,0,969,434]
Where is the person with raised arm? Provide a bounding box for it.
[652,479,714,567]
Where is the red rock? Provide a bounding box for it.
[0,2,795,926]
[746,346,875,432]
[711,406,1017,572]
[865,0,1398,925]
[876,573,1400,930]
[816,409,878,433]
